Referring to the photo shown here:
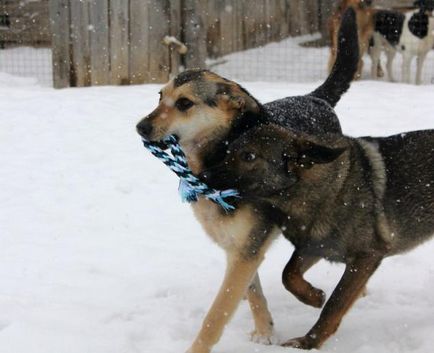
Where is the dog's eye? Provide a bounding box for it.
[158,91,162,102]
[241,152,256,162]
[175,98,194,112]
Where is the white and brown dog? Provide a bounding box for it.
[370,0,434,84]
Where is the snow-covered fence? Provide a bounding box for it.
[48,0,337,88]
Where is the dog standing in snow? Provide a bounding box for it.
[370,0,434,84]
[136,9,359,353]
[201,124,434,349]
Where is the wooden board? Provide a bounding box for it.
[0,0,50,46]
[148,0,171,80]
[89,0,110,85]
[129,0,149,84]
[70,0,91,86]
[109,0,129,85]
[48,0,70,88]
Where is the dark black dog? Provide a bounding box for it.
[201,124,434,349]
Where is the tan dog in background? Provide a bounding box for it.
[328,0,379,78]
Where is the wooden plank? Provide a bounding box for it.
[109,0,129,85]
[183,0,206,69]
[242,0,257,49]
[88,0,110,85]
[148,0,171,81]
[219,0,234,55]
[1,0,51,46]
[255,0,266,46]
[206,1,221,58]
[49,0,71,88]
[70,0,91,86]
[233,0,243,52]
[305,0,319,34]
[129,0,149,84]
[168,0,182,78]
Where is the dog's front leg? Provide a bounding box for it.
[281,250,324,308]
[282,254,383,350]
[187,238,273,353]
[246,273,274,344]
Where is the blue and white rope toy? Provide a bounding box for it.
[141,135,239,211]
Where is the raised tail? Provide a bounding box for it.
[310,8,359,107]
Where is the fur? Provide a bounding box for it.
[370,3,434,84]
[327,0,377,79]
[201,125,434,349]
[136,8,359,353]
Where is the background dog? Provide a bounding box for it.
[201,124,434,349]
[136,8,359,353]
[328,0,376,78]
[370,0,434,84]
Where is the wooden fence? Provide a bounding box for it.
[49,0,337,88]
[48,0,417,88]
[0,0,50,47]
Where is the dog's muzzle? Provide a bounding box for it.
[136,119,153,138]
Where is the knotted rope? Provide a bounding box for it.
[141,135,239,211]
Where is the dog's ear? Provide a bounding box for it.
[295,139,346,168]
[217,83,260,113]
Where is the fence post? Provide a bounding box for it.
[182,0,207,69]
[110,0,129,85]
[70,0,91,86]
[89,0,110,85]
[49,0,71,88]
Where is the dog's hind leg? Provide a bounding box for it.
[386,49,396,82]
[281,250,324,308]
[370,43,381,80]
[246,273,274,344]
[402,53,413,84]
[282,254,382,350]
[415,52,427,85]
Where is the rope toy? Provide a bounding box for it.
[141,135,240,211]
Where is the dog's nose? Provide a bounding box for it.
[136,119,153,138]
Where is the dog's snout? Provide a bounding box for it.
[136,119,153,138]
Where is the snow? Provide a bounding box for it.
[0,72,433,353]
[208,33,434,84]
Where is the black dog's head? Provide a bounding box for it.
[200,124,347,200]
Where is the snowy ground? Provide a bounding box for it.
[0,72,433,353]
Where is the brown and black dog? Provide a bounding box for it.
[328,0,379,78]
[136,9,359,353]
[201,124,434,349]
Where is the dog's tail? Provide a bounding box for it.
[309,8,359,107]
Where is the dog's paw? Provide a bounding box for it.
[296,287,326,309]
[250,328,276,345]
[185,343,210,353]
[310,288,326,308]
[281,335,319,350]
